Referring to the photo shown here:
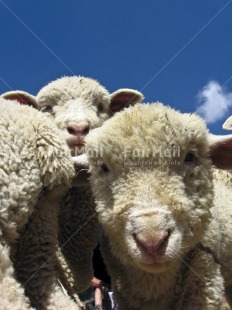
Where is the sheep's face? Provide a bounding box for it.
[86,103,214,274]
[36,77,111,156]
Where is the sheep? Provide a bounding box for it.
[83,102,232,309]
[1,76,144,296]
[0,98,82,309]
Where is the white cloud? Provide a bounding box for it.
[195,81,232,124]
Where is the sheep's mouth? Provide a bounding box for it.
[137,253,167,268]
[68,141,85,148]
[137,261,168,273]
[67,136,86,148]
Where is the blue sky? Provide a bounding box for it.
[0,0,231,134]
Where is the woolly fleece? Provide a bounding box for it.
[0,99,79,309]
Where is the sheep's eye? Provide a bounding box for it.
[42,106,53,113]
[184,152,195,162]
[100,163,110,173]
[97,103,104,113]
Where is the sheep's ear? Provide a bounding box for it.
[109,88,144,115]
[209,134,232,169]
[1,91,38,108]
[223,116,232,130]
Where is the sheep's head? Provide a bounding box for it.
[85,103,232,274]
[1,77,143,158]
[36,76,143,156]
[36,77,111,156]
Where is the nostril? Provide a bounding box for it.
[82,126,89,135]
[67,126,76,135]
[156,231,170,255]
[135,230,170,257]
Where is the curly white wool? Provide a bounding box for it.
[0,98,79,309]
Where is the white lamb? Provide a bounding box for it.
[0,98,81,309]
[84,102,232,309]
[2,76,144,296]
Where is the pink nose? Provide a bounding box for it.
[67,122,89,137]
[135,231,170,257]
